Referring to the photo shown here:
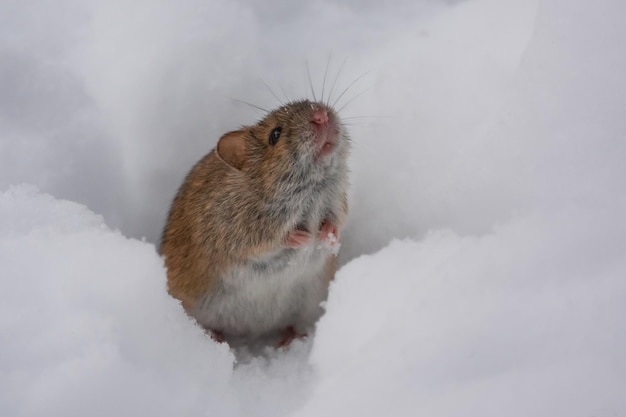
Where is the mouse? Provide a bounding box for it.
[160,99,350,348]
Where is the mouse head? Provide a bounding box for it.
[216,100,349,179]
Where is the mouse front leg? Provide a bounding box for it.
[208,329,226,344]
[318,195,348,250]
[318,220,340,246]
[315,219,341,257]
[285,223,312,248]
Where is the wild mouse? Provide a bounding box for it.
[160,99,350,348]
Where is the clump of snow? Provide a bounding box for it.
[318,232,341,256]
[2,0,626,415]
[0,186,316,417]
[307,207,626,416]
[0,186,229,415]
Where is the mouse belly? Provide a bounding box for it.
[191,247,332,340]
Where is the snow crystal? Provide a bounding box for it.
[317,231,341,255]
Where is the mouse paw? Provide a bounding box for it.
[318,220,341,255]
[276,326,307,349]
[285,228,312,248]
[207,329,226,344]
[318,220,339,245]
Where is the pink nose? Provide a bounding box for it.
[311,109,329,125]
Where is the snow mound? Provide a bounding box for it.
[307,207,626,416]
[0,186,235,416]
[2,187,624,417]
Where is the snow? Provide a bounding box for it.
[2,0,626,416]
[307,208,626,416]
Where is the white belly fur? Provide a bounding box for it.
[193,244,331,339]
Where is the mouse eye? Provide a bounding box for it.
[269,127,282,146]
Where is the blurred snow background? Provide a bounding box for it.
[1,0,625,416]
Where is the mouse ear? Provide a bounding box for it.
[216,130,247,170]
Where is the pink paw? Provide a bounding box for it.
[286,228,312,248]
[208,329,226,344]
[318,220,339,245]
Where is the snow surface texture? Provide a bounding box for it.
[1,0,626,416]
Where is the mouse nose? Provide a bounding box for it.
[311,109,329,126]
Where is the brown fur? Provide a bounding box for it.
[160,100,350,340]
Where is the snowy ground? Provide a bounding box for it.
[1,0,625,416]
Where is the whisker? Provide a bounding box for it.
[306,60,317,102]
[337,87,370,114]
[278,84,291,104]
[260,78,284,106]
[332,72,368,108]
[328,58,346,106]
[342,120,381,127]
[342,115,384,120]
[232,98,269,114]
[321,52,332,105]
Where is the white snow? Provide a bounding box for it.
[2,0,626,416]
